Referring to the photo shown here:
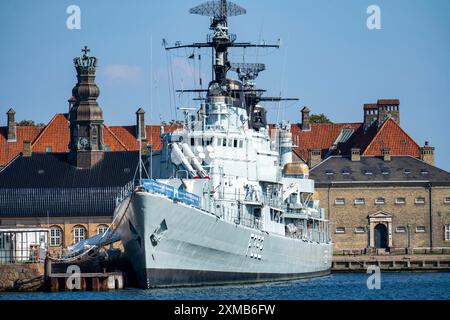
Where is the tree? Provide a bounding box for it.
[16,120,46,127]
[309,113,332,124]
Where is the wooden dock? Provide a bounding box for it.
[44,258,125,292]
[332,255,450,272]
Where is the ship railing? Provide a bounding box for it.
[115,180,135,206]
[141,179,201,208]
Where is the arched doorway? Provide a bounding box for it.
[374,224,388,248]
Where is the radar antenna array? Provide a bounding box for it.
[231,63,266,83]
[189,0,246,19]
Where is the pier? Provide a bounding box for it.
[332,254,450,272]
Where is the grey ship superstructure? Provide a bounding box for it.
[117,0,333,288]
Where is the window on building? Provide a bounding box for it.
[445,225,450,241]
[415,226,426,233]
[444,197,450,204]
[364,170,373,176]
[375,197,385,205]
[420,170,429,175]
[335,227,346,234]
[73,226,86,244]
[396,226,407,233]
[50,226,62,246]
[404,169,411,175]
[97,225,108,235]
[335,198,345,205]
[354,198,365,205]
[341,170,350,176]
[239,140,244,148]
[395,197,406,205]
[104,144,110,152]
[45,146,52,153]
[381,169,390,175]
[326,171,334,176]
[223,138,227,147]
[228,139,233,147]
[191,138,195,146]
[354,227,366,234]
[415,197,426,205]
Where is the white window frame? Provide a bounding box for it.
[354,227,366,234]
[444,197,450,204]
[335,198,345,205]
[335,227,346,234]
[50,227,62,247]
[415,197,426,205]
[395,197,406,205]
[354,198,365,205]
[415,226,426,233]
[73,226,86,244]
[97,225,108,235]
[396,226,407,233]
[375,197,385,205]
[445,225,450,241]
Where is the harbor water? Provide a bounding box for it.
[1,272,449,300]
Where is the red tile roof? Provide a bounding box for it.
[32,114,70,153]
[0,126,43,167]
[362,118,420,157]
[291,123,362,162]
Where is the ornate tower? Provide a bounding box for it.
[69,46,105,168]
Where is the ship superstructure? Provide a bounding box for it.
[118,0,333,288]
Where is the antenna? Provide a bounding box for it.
[231,63,266,88]
[189,0,246,20]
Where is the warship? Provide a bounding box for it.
[117,0,333,288]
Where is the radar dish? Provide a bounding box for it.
[190,0,246,18]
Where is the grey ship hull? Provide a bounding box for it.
[120,191,333,288]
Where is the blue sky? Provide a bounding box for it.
[0,0,449,170]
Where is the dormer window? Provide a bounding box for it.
[326,171,334,176]
[404,169,411,175]
[341,170,350,176]
[420,169,429,175]
[364,170,373,176]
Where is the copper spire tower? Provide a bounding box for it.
[69,46,105,168]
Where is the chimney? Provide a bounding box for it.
[420,141,435,166]
[23,140,32,157]
[382,148,391,162]
[351,148,361,162]
[363,103,378,131]
[308,148,322,168]
[301,106,311,131]
[136,108,146,140]
[377,99,400,128]
[7,108,16,142]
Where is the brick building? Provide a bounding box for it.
[0,48,447,255]
[292,99,432,167]
[309,152,450,254]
